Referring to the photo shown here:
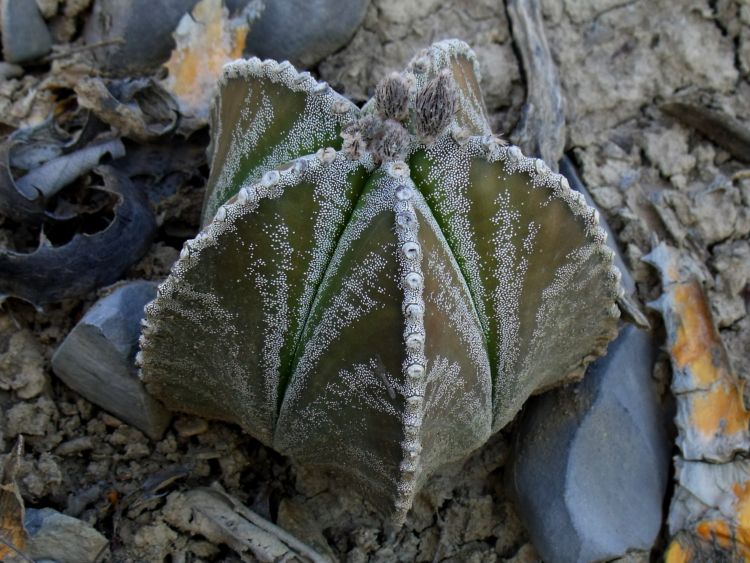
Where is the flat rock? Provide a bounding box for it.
[51,281,171,440]
[0,0,52,63]
[84,0,263,77]
[508,325,669,563]
[24,507,108,563]
[244,0,369,68]
[83,0,200,76]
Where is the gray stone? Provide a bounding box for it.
[508,325,669,563]
[244,0,369,68]
[24,507,108,563]
[83,0,199,76]
[0,61,23,79]
[52,281,171,440]
[0,0,52,63]
[83,0,263,77]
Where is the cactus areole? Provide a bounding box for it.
[138,40,623,523]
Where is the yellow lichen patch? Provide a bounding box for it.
[691,383,750,438]
[696,519,732,547]
[671,282,726,386]
[734,481,750,548]
[670,281,750,439]
[669,473,750,561]
[665,538,692,563]
[161,0,249,125]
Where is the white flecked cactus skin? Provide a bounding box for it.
[138,39,622,523]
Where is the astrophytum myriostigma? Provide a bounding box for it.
[138,40,622,523]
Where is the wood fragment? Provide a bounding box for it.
[507,0,566,170]
[164,484,330,563]
[0,437,31,562]
[645,242,750,561]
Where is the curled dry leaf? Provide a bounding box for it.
[75,78,178,142]
[0,166,156,306]
[661,89,750,164]
[0,137,125,224]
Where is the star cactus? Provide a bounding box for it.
[137,39,622,523]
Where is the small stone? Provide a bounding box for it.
[24,507,108,563]
[6,397,57,438]
[55,436,95,456]
[35,0,59,19]
[0,61,24,79]
[174,415,209,438]
[51,281,171,440]
[100,412,124,428]
[0,0,52,63]
[508,325,669,563]
[244,0,370,68]
[0,325,47,400]
[590,186,624,211]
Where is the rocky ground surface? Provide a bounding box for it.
[0,0,748,561]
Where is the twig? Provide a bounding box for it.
[44,38,126,62]
[506,0,566,170]
[215,485,330,563]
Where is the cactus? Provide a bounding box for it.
[138,40,622,523]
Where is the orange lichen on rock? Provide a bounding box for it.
[670,281,750,450]
[666,479,750,563]
[646,242,750,562]
[161,0,250,126]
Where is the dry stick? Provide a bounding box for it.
[661,90,750,164]
[43,38,126,62]
[506,0,566,171]
[216,486,330,563]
